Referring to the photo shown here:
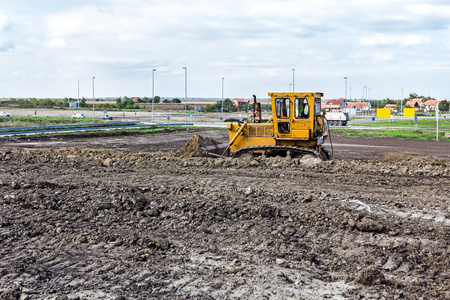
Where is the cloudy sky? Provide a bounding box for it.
[1,0,450,100]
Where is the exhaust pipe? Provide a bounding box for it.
[252,95,261,123]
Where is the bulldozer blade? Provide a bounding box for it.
[199,143,230,158]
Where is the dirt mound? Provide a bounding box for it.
[374,152,417,163]
[175,133,221,158]
[373,152,449,167]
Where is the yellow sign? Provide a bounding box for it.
[403,107,415,117]
[376,108,391,119]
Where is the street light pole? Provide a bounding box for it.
[401,88,403,114]
[152,69,156,122]
[183,67,187,128]
[92,77,95,121]
[221,77,224,121]
[292,69,295,92]
[77,80,80,112]
[344,77,347,101]
[363,86,367,119]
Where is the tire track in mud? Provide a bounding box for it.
[0,148,449,299]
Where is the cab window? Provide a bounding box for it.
[275,98,290,119]
[315,99,321,115]
[295,98,310,119]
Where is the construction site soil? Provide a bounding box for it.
[0,129,449,299]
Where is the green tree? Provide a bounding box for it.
[171,98,181,103]
[204,98,238,112]
[162,99,171,103]
[40,99,55,106]
[439,100,449,112]
[115,98,123,108]
[154,96,161,103]
[409,93,419,99]
[80,97,88,107]
[122,97,136,109]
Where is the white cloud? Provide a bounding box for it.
[408,4,450,17]
[46,38,66,48]
[360,34,431,47]
[0,13,13,51]
[1,0,450,99]
[0,13,11,31]
[373,52,393,62]
[46,15,83,37]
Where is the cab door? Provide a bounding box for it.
[291,97,312,139]
[273,97,292,136]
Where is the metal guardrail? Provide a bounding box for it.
[0,122,194,136]
[0,121,141,132]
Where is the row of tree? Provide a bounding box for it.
[9,97,74,108]
[203,99,253,112]
[6,93,449,112]
[5,96,183,110]
[363,93,449,112]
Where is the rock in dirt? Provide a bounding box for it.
[102,158,113,167]
[244,187,253,195]
[355,267,386,286]
[300,156,322,167]
[356,218,384,233]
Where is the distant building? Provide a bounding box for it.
[232,98,250,107]
[324,99,347,111]
[406,98,423,108]
[384,104,396,111]
[133,97,139,103]
[347,102,371,111]
[423,100,441,111]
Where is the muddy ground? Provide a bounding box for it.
[0,129,449,299]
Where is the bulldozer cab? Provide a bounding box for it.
[269,92,324,140]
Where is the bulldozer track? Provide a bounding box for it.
[233,145,330,160]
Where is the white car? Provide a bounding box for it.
[0,111,11,117]
[72,113,86,119]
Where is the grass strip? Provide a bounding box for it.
[0,116,99,128]
[351,118,450,129]
[331,127,450,141]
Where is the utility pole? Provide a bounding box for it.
[152,69,156,122]
[344,77,347,101]
[221,77,224,121]
[292,69,295,92]
[183,67,187,128]
[92,77,95,121]
[401,88,403,115]
[77,80,80,112]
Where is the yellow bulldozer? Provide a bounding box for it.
[200,92,331,160]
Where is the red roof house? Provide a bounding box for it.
[232,98,250,107]
[406,98,423,108]
[347,102,371,111]
[324,99,347,111]
[423,100,441,110]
